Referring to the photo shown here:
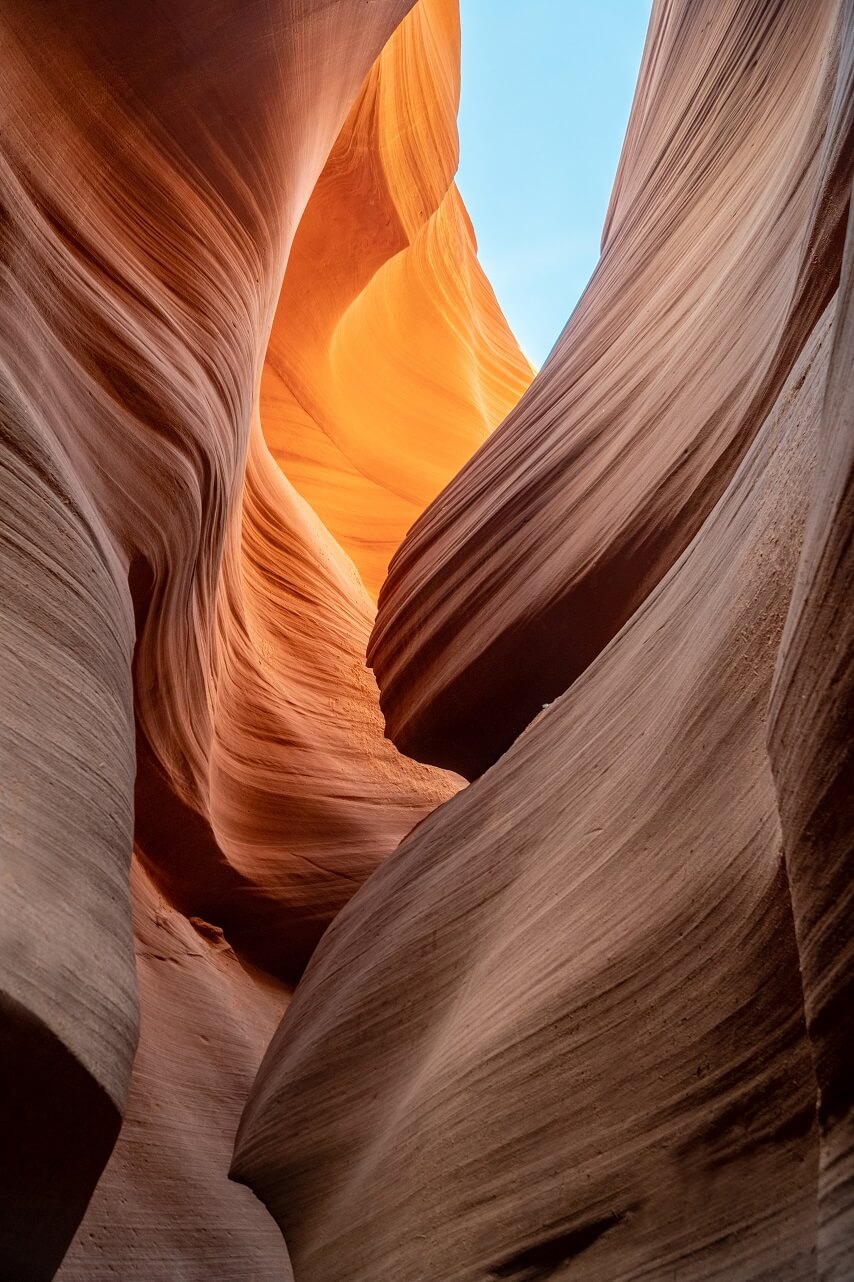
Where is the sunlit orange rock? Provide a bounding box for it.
[261,0,534,597]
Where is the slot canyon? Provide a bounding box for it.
[0,0,851,1279]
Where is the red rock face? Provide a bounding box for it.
[767,16,854,1258]
[1,1,852,1280]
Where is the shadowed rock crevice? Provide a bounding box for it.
[0,995,123,1282]
[491,1211,628,1279]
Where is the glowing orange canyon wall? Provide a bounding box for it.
[261,0,534,597]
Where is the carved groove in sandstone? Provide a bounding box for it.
[0,0,852,1280]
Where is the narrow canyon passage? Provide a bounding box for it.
[0,1,851,1281]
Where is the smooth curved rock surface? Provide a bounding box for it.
[369,0,852,778]
[235,301,835,1282]
[3,0,852,1278]
[1,0,512,1273]
[768,144,854,1282]
[58,858,292,1281]
[134,416,457,985]
[262,0,534,598]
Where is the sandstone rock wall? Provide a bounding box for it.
[1,1,851,1279]
[0,0,527,1273]
[369,0,851,779]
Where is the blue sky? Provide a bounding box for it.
[458,1,653,367]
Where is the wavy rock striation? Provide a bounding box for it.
[2,0,852,1279]
[233,2,854,1279]
[768,29,854,1259]
[234,297,837,1282]
[0,0,529,1274]
[369,0,853,779]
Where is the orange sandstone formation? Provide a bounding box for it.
[262,0,534,597]
[134,418,456,984]
[233,1,854,1279]
[369,0,853,778]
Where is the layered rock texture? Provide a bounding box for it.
[236,302,834,1280]
[369,0,854,779]
[1,0,852,1280]
[235,0,854,1279]
[0,0,522,1276]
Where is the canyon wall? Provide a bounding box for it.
[262,0,534,597]
[0,0,528,1276]
[1,0,851,1279]
[236,297,835,1282]
[369,0,852,779]
[235,1,854,1280]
